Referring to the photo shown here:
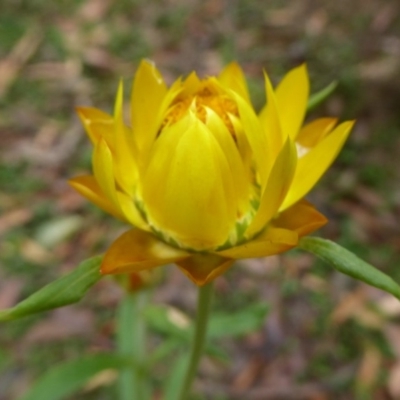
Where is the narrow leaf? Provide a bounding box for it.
[18,353,130,400]
[0,256,103,321]
[299,237,400,300]
[164,353,190,400]
[307,81,337,111]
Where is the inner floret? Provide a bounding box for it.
[161,85,239,136]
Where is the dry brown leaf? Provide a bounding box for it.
[331,287,367,324]
[78,0,112,22]
[83,369,118,392]
[383,324,400,358]
[232,357,264,392]
[0,208,33,236]
[376,295,400,318]
[356,345,382,391]
[388,362,400,399]
[0,27,42,98]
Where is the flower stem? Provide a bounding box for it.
[117,290,150,400]
[177,282,214,400]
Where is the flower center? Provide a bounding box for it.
[161,87,239,135]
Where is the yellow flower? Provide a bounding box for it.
[69,60,354,285]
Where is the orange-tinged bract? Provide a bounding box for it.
[70,60,354,285]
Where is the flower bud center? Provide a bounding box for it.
[162,87,239,135]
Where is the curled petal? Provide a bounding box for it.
[101,229,190,275]
[296,117,338,149]
[272,199,328,236]
[281,120,355,211]
[216,226,298,259]
[176,254,234,286]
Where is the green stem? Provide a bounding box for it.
[117,290,150,400]
[177,282,214,400]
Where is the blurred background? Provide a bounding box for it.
[0,0,399,399]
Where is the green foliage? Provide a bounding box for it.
[299,237,400,300]
[144,302,269,340]
[18,353,130,400]
[0,256,103,321]
[207,303,269,338]
[164,353,190,400]
[307,81,338,111]
[143,302,270,379]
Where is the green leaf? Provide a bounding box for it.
[307,81,337,111]
[208,303,269,338]
[143,305,190,339]
[144,306,231,365]
[164,352,190,400]
[18,353,130,400]
[298,237,400,300]
[144,302,269,341]
[0,256,103,321]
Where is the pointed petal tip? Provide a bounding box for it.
[176,254,234,286]
[75,106,96,118]
[274,200,328,237]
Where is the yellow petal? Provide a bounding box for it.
[116,191,149,231]
[180,71,201,96]
[131,60,167,154]
[138,79,183,172]
[101,229,189,275]
[258,71,285,170]
[275,64,309,140]
[176,254,234,286]
[272,199,328,236]
[216,226,298,259]
[92,138,120,210]
[231,91,268,187]
[205,108,250,212]
[76,107,114,148]
[92,137,146,229]
[297,117,338,148]
[218,62,251,104]
[68,175,125,221]
[153,79,183,134]
[245,137,297,238]
[142,113,235,250]
[281,120,355,211]
[113,81,138,196]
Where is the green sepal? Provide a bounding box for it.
[0,255,103,321]
[307,81,338,111]
[299,237,400,300]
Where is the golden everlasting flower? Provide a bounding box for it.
[70,60,354,285]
